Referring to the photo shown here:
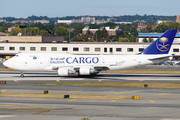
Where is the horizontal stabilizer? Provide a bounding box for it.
[148,55,172,61]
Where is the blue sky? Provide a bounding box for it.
[0,0,179,18]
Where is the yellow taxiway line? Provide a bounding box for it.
[69,99,77,101]
[31,99,46,101]
[14,80,18,82]
[1,90,6,93]
[69,91,81,93]
[114,92,125,94]
[111,100,117,102]
[139,80,144,82]
[158,93,171,95]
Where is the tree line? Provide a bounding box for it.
[0,22,139,42]
[1,20,180,43]
[1,15,176,23]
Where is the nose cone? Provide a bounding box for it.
[3,60,8,67]
[3,60,13,68]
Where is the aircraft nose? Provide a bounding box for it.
[3,60,12,68]
[3,60,8,67]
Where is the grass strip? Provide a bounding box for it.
[30,82,180,89]
[0,68,17,71]
[0,93,131,100]
[102,70,180,74]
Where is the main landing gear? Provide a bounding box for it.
[20,71,24,78]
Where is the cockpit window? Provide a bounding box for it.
[14,55,18,57]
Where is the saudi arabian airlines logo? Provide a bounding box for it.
[156,37,170,52]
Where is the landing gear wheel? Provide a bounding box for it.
[89,74,95,78]
[20,71,24,78]
[21,74,24,78]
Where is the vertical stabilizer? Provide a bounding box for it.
[140,30,177,54]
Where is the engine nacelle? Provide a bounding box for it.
[79,67,90,75]
[58,68,75,76]
[79,67,98,75]
[58,68,69,76]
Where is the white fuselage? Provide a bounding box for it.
[3,53,171,73]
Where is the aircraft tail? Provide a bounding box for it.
[140,30,177,54]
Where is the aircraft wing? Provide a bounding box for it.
[94,65,110,71]
[49,61,126,71]
[47,65,110,71]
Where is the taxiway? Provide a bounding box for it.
[1,71,180,120]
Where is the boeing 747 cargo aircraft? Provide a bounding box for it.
[3,30,177,77]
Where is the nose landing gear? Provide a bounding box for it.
[20,71,24,78]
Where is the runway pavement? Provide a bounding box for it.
[0,63,5,68]
[1,71,180,83]
[1,71,180,119]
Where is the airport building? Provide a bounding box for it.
[1,42,180,61]
[139,33,180,43]
[0,36,64,43]
[1,34,180,62]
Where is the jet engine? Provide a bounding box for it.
[79,67,98,75]
[58,68,76,76]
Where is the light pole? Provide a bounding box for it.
[69,28,74,43]
[69,29,70,43]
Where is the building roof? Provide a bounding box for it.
[0,32,9,36]
[139,33,180,37]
